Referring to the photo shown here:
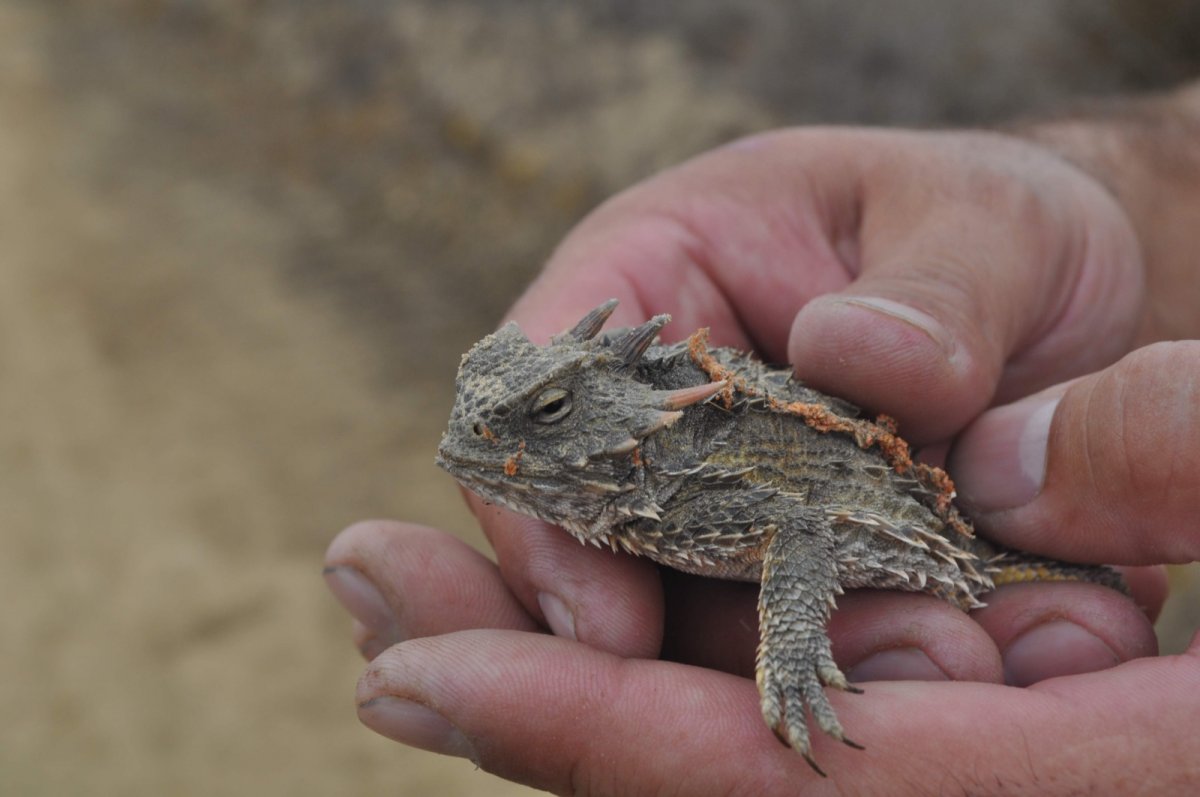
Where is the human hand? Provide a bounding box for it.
[328,122,1199,793]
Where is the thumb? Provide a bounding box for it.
[949,341,1200,565]
[786,130,1142,444]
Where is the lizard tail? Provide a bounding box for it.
[989,554,1129,596]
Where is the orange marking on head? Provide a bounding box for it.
[504,440,526,476]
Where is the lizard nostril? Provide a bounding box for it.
[472,421,485,436]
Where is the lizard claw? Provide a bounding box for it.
[757,631,859,775]
[801,751,827,778]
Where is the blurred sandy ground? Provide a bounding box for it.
[1,1,1196,794]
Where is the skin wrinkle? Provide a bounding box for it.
[740,131,868,283]
[1174,364,1200,511]
[863,641,954,681]
[1013,92,1200,346]
[831,177,864,278]
[1074,377,1103,538]
[780,135,866,282]
[882,256,1001,360]
[1001,195,1084,363]
[1024,719,1172,794]
[996,586,1148,663]
[586,658,757,797]
[833,263,996,402]
[581,215,742,349]
[580,247,652,328]
[620,134,864,360]
[662,207,767,355]
[1112,361,1149,510]
[1131,348,1199,528]
[861,178,1011,323]
[1108,357,1162,523]
[1017,728,1041,795]
[1021,194,1141,394]
[835,297,953,356]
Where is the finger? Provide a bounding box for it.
[657,573,1157,685]
[325,522,1157,690]
[660,575,1004,684]
[467,499,667,660]
[831,592,1003,683]
[785,129,1143,440]
[972,582,1159,687]
[357,629,1200,796]
[950,341,1200,565]
[831,584,1154,688]
[324,520,538,659]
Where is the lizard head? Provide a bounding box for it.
[437,299,724,542]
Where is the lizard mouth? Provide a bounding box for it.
[435,446,543,492]
[435,445,608,539]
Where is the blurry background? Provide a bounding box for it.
[2,1,1198,794]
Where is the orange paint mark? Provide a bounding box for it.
[685,327,973,538]
[504,440,526,476]
[687,329,746,408]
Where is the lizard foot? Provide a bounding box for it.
[756,631,862,776]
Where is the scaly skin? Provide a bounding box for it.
[437,299,1127,774]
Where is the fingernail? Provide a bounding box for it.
[833,296,957,359]
[847,647,948,683]
[951,396,1059,512]
[1003,619,1119,687]
[324,566,404,653]
[537,592,576,640]
[358,696,476,760]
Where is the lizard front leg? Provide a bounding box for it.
[630,485,862,772]
[756,505,862,775]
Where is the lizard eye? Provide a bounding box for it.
[530,387,572,424]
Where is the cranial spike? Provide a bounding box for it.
[612,314,671,366]
[654,380,729,410]
[557,298,620,342]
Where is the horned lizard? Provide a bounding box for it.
[436,299,1127,774]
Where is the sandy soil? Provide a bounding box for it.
[2,3,1196,795]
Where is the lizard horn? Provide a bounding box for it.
[561,298,619,341]
[613,314,671,367]
[654,380,728,410]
